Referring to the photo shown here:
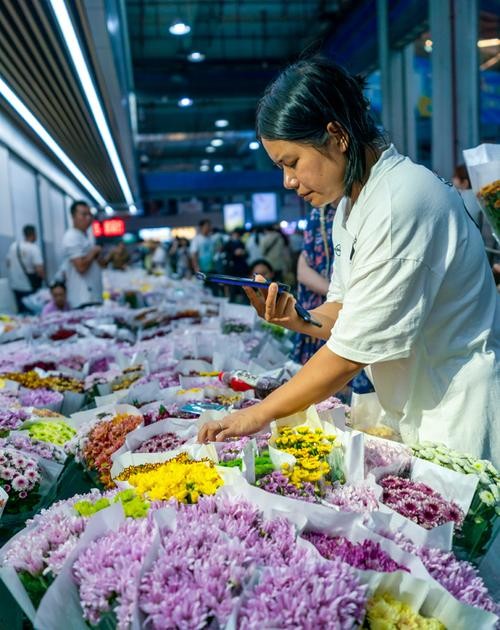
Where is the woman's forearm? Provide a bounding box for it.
[254,345,364,423]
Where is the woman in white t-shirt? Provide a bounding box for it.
[199,57,500,466]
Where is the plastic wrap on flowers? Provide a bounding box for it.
[411,442,499,560]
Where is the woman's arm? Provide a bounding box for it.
[297,251,329,296]
[198,345,364,441]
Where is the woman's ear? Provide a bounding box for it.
[326,122,349,152]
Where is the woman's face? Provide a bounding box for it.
[262,128,347,207]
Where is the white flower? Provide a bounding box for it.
[479,473,491,486]
[0,467,15,481]
[479,490,495,507]
[489,484,499,502]
[11,476,29,492]
[472,460,486,473]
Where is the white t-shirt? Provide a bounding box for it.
[61,228,103,308]
[326,145,500,465]
[6,241,43,292]
[190,233,215,273]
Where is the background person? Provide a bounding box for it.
[190,219,216,275]
[41,281,69,316]
[106,241,130,271]
[62,201,104,309]
[6,224,44,314]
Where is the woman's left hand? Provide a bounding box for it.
[197,407,268,443]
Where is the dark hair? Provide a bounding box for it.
[50,281,66,292]
[23,224,36,238]
[250,258,274,273]
[199,219,211,228]
[256,56,384,196]
[70,200,90,217]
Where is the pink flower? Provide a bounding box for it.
[12,476,29,492]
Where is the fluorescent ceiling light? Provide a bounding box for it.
[211,138,223,147]
[478,38,500,48]
[200,164,210,172]
[205,146,216,153]
[249,141,260,150]
[0,76,106,205]
[104,205,114,215]
[129,204,139,214]
[215,119,229,128]
[188,51,205,62]
[178,97,193,107]
[213,164,224,172]
[49,0,135,209]
[169,20,191,36]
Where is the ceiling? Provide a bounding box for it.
[0,0,128,204]
[126,0,354,174]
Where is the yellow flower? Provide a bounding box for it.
[366,593,445,630]
[117,453,223,503]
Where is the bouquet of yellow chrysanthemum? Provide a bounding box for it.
[478,179,500,243]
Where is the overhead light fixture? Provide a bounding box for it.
[200,164,210,172]
[205,146,216,153]
[215,119,229,128]
[129,204,139,214]
[48,0,136,209]
[213,164,224,172]
[169,20,191,36]
[249,141,260,150]
[201,158,210,165]
[211,138,224,147]
[424,38,433,53]
[104,205,115,216]
[478,38,500,48]
[0,76,106,205]
[178,97,193,107]
[188,51,205,62]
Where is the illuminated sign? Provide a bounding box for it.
[92,221,103,237]
[103,218,125,237]
[92,218,126,238]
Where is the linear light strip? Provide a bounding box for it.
[0,76,107,206]
[49,0,135,207]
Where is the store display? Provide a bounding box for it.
[0,277,497,629]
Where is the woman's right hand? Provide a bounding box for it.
[243,274,297,327]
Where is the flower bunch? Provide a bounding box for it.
[73,515,157,629]
[365,437,411,476]
[303,531,408,573]
[58,355,86,371]
[324,482,380,513]
[73,489,149,519]
[82,413,143,487]
[1,371,84,392]
[27,420,76,446]
[0,447,41,513]
[381,475,464,530]
[478,179,500,240]
[239,557,367,629]
[275,425,339,486]
[315,396,349,413]
[117,453,223,503]
[50,328,77,341]
[0,407,29,433]
[218,436,251,462]
[139,497,310,629]
[142,403,171,425]
[411,443,499,557]
[134,431,186,453]
[221,319,251,334]
[257,470,318,502]
[390,532,498,614]
[0,434,65,463]
[364,592,445,629]
[19,388,63,409]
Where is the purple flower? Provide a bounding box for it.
[73,516,157,629]
[239,557,367,629]
[389,532,499,615]
[19,388,63,408]
[134,432,186,454]
[257,471,318,503]
[0,408,29,431]
[380,476,464,530]
[324,483,379,513]
[303,531,409,573]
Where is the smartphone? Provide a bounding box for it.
[197,272,323,328]
[197,272,290,293]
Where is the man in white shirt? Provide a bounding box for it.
[190,219,216,274]
[61,201,104,309]
[6,224,44,313]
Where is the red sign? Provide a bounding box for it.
[103,218,125,237]
[92,221,103,237]
[92,219,125,238]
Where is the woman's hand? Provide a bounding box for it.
[243,274,297,326]
[197,407,269,443]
